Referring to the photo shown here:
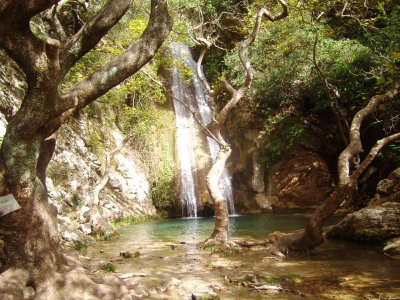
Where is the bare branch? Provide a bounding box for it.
[338,81,400,185]
[351,132,400,182]
[51,3,67,40]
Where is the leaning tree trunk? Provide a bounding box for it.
[271,82,400,256]
[195,1,288,247]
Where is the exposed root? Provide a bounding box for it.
[234,239,274,247]
[243,282,305,297]
[198,237,236,249]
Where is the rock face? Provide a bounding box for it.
[47,115,157,242]
[0,59,159,244]
[265,150,333,210]
[367,168,400,207]
[226,102,337,213]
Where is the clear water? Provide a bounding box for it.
[87,214,400,299]
[115,214,339,243]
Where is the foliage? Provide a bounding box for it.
[223,15,377,113]
[259,115,306,170]
[70,242,87,251]
[362,5,400,89]
[111,215,154,229]
[104,263,117,273]
[150,137,177,212]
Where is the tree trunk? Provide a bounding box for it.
[195,1,288,247]
[271,82,400,256]
[202,147,233,246]
[0,0,172,297]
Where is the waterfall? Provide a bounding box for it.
[170,43,236,217]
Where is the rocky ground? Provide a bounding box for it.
[62,235,400,300]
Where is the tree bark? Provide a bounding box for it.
[0,0,172,298]
[90,136,132,235]
[196,0,287,246]
[271,82,400,256]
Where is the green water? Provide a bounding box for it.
[86,214,400,299]
[116,214,340,243]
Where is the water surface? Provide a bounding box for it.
[86,214,400,299]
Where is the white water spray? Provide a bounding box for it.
[170,43,235,217]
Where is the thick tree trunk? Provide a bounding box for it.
[0,0,172,297]
[202,147,232,246]
[270,184,352,255]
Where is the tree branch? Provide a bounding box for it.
[351,132,400,182]
[59,0,134,74]
[42,0,172,137]
[338,81,400,185]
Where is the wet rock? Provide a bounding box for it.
[156,277,181,293]
[192,292,220,300]
[327,202,400,243]
[383,237,400,255]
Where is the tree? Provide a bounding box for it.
[264,1,400,256]
[270,82,400,256]
[193,0,288,246]
[0,0,172,298]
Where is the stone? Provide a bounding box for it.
[376,179,396,196]
[24,286,35,299]
[192,292,221,300]
[383,237,400,254]
[265,150,333,209]
[156,277,181,293]
[80,223,92,234]
[327,202,400,243]
[120,251,140,258]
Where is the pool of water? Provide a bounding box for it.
[85,214,400,299]
[115,214,340,243]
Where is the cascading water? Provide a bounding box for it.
[170,43,236,217]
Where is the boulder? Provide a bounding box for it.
[80,223,92,235]
[327,202,400,243]
[368,167,400,207]
[265,150,333,209]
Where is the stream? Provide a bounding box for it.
[83,214,400,299]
